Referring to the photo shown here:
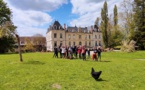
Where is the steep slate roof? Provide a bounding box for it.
[67,26,78,32]
[49,21,64,30]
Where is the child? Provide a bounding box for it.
[92,47,98,61]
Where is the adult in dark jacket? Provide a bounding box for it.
[53,46,58,58]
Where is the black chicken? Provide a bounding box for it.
[91,67,102,80]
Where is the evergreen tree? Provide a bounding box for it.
[112,5,123,47]
[100,1,109,48]
[133,0,145,49]
[0,0,16,53]
[114,5,118,27]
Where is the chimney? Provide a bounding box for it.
[90,25,93,33]
[64,24,66,30]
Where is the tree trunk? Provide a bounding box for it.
[16,34,23,62]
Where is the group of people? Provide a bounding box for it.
[53,45,102,61]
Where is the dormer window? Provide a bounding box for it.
[54,25,57,30]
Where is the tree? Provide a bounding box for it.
[133,0,145,49]
[0,36,15,53]
[112,5,123,47]
[114,5,118,27]
[119,0,135,40]
[33,34,46,52]
[24,38,35,52]
[0,0,23,61]
[0,0,11,25]
[100,1,109,48]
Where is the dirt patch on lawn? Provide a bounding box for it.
[52,83,61,89]
[135,59,145,61]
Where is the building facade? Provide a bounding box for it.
[46,21,103,51]
[15,36,46,52]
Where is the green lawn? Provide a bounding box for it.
[0,51,145,90]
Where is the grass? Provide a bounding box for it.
[0,51,145,90]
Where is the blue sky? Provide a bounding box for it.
[5,0,124,36]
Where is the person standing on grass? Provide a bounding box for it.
[61,46,66,58]
[87,48,90,59]
[68,46,73,59]
[59,46,62,58]
[65,46,69,59]
[78,46,82,59]
[75,46,78,58]
[81,46,86,61]
[92,46,98,61]
[53,46,58,58]
[97,46,102,61]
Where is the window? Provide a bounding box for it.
[73,42,75,46]
[79,35,81,39]
[73,34,75,38]
[85,35,87,39]
[54,41,57,47]
[89,41,91,46]
[89,35,91,39]
[68,34,71,39]
[21,41,24,44]
[79,42,82,45]
[99,35,101,39]
[60,33,62,38]
[69,42,71,46]
[85,41,87,46]
[60,41,62,46]
[99,41,101,46]
[95,41,98,46]
[54,33,57,38]
[95,35,97,39]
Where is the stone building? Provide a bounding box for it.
[46,21,103,51]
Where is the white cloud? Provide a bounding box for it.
[70,0,123,27]
[4,0,67,36]
[16,26,47,37]
[6,0,68,11]
[12,8,52,27]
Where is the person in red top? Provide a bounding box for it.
[92,46,98,61]
[81,46,86,61]
[77,46,82,59]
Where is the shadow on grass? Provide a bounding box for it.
[85,60,111,62]
[24,60,45,65]
[95,78,107,82]
[100,60,111,62]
